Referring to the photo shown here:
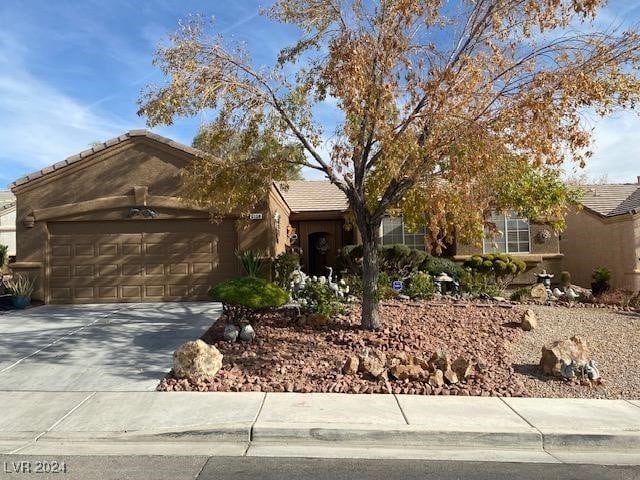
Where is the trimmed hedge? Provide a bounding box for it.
[209,277,288,325]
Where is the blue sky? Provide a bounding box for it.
[1,1,639,189]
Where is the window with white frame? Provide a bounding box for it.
[483,212,530,254]
[381,217,426,250]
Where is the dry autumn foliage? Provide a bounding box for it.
[138,0,640,330]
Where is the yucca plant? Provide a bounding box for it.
[236,250,265,277]
[3,274,36,298]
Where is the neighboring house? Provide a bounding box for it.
[0,191,16,258]
[560,180,640,291]
[454,211,563,284]
[11,130,560,304]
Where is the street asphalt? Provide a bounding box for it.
[0,456,638,480]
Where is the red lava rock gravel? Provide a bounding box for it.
[158,300,529,397]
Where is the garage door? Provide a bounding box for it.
[47,219,237,303]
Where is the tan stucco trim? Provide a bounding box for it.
[10,262,43,268]
[270,183,292,215]
[31,195,208,222]
[290,211,348,221]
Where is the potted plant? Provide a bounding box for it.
[3,274,36,309]
[591,267,611,297]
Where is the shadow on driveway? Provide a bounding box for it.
[0,302,221,391]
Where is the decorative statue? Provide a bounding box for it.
[326,266,340,297]
[291,265,307,298]
[582,360,600,381]
[560,359,577,379]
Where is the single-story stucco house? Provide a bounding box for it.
[10,130,561,304]
[0,191,16,259]
[560,180,640,291]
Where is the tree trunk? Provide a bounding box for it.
[360,222,382,331]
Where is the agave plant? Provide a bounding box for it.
[236,250,265,277]
[3,274,36,298]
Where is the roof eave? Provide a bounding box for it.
[10,130,205,192]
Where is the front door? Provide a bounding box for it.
[308,232,331,277]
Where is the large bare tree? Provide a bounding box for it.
[139,0,640,330]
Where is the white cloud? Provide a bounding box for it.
[0,32,131,187]
[581,111,640,183]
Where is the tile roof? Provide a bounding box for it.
[10,130,201,189]
[580,183,640,217]
[277,180,349,212]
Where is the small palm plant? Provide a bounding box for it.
[236,250,265,277]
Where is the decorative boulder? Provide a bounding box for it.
[443,369,459,384]
[390,363,426,381]
[570,285,593,302]
[306,313,329,328]
[428,369,444,387]
[521,309,538,331]
[239,324,256,342]
[530,284,548,302]
[540,335,590,377]
[223,324,240,342]
[358,349,387,379]
[173,340,223,382]
[429,350,452,372]
[452,357,475,380]
[342,355,359,375]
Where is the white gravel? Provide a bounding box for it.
[509,305,640,399]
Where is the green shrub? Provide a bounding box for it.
[273,251,300,289]
[341,274,363,298]
[591,266,611,297]
[236,250,265,277]
[336,244,363,275]
[406,271,437,300]
[460,270,502,297]
[376,271,396,300]
[337,244,429,280]
[509,287,530,302]
[592,266,611,284]
[209,276,288,325]
[462,253,526,293]
[420,256,465,280]
[298,278,345,318]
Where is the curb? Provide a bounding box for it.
[251,423,542,450]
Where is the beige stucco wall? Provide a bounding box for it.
[11,138,274,301]
[560,208,640,291]
[0,207,16,256]
[268,187,292,257]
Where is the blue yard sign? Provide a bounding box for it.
[391,280,403,292]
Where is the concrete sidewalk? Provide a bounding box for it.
[2,392,640,465]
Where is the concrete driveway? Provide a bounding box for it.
[0,302,220,391]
